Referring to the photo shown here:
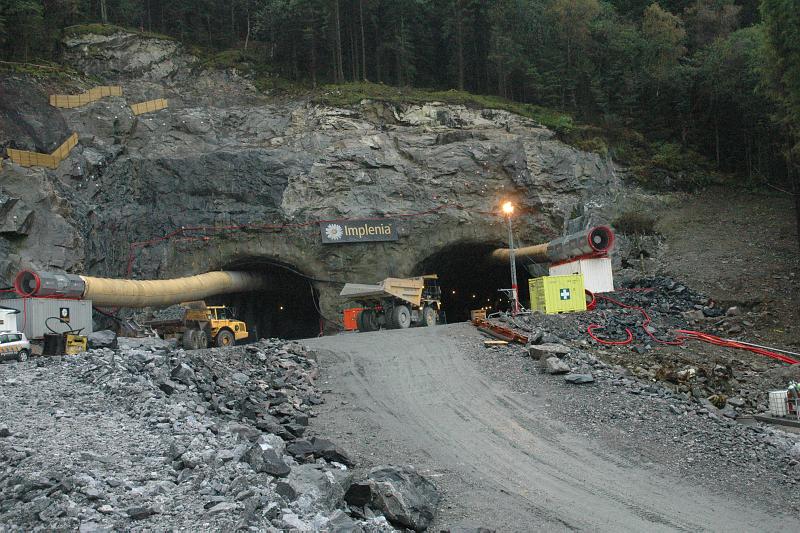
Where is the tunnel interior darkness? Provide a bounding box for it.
[415,242,532,323]
[207,258,321,341]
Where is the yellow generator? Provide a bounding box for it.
[146,301,249,350]
[65,334,88,355]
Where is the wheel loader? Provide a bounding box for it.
[340,275,442,332]
[145,301,248,350]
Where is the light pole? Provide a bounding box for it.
[502,201,520,315]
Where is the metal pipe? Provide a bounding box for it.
[506,214,519,315]
[492,226,615,264]
[14,270,267,308]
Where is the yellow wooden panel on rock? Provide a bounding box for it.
[50,86,123,108]
[6,132,78,169]
[130,98,168,116]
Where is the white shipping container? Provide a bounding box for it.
[0,298,93,339]
[549,257,614,294]
[0,308,19,332]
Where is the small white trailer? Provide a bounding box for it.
[0,298,93,340]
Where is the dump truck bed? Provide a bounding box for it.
[340,277,428,307]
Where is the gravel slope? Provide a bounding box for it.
[304,324,797,532]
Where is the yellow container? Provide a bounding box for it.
[65,334,87,355]
[529,274,587,314]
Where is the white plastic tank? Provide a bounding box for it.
[768,390,789,417]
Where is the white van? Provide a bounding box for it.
[0,332,31,362]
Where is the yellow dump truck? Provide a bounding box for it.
[340,275,441,332]
[146,301,249,350]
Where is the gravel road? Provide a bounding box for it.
[304,324,795,532]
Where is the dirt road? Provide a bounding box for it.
[304,325,794,532]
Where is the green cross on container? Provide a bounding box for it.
[560,288,571,300]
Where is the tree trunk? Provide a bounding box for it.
[456,0,465,91]
[310,29,317,88]
[334,0,344,83]
[360,0,367,81]
[350,19,358,81]
[791,153,800,251]
[374,16,382,82]
[100,0,108,24]
[244,9,251,50]
[396,17,404,86]
[795,172,800,251]
[715,120,720,168]
[231,2,236,45]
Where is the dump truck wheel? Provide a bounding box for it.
[216,329,235,348]
[422,306,438,327]
[182,329,197,349]
[384,307,398,329]
[393,305,411,329]
[361,309,379,332]
[195,330,209,350]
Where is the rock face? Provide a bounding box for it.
[0,30,641,331]
[62,30,196,82]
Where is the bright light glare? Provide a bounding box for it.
[501,201,514,215]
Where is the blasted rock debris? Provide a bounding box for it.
[0,339,427,531]
[502,275,797,416]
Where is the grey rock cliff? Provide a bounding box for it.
[0,30,642,325]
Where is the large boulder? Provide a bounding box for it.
[62,29,196,82]
[242,442,290,477]
[286,437,353,466]
[541,357,570,375]
[87,330,118,350]
[345,465,439,532]
[285,464,352,513]
[528,343,570,360]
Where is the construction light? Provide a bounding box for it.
[279,306,284,311]
[501,201,514,215]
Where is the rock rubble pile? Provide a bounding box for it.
[0,338,439,531]
[500,276,800,416]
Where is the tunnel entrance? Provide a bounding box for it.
[415,242,532,323]
[207,257,321,341]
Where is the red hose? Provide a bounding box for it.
[586,292,799,365]
[587,323,633,345]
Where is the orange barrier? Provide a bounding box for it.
[49,86,123,108]
[6,133,79,170]
[343,308,364,331]
[130,98,168,116]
